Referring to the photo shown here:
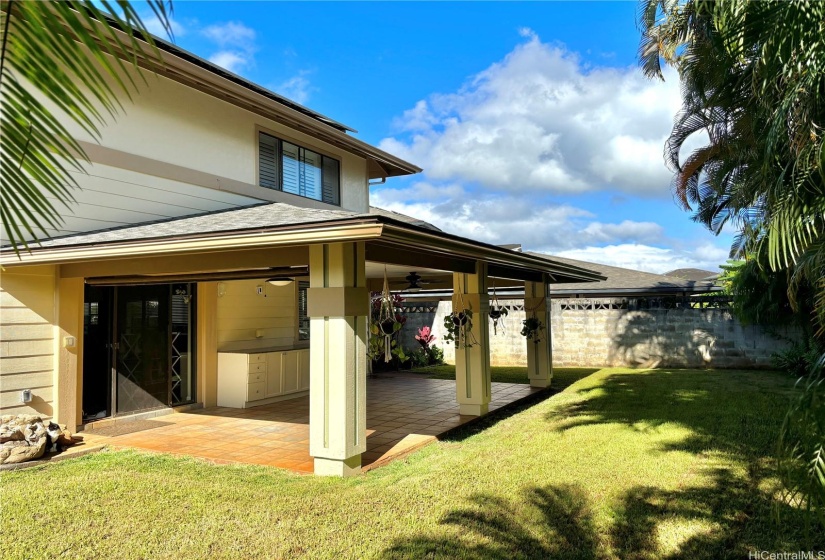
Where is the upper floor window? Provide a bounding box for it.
[259,132,341,205]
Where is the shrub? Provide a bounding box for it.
[429,344,445,365]
[772,339,823,377]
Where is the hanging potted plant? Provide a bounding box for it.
[443,308,475,348]
[488,284,508,335]
[520,316,544,343]
[372,269,405,362]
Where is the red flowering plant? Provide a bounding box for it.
[415,326,435,350]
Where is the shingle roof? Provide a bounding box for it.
[664,268,720,282]
[368,206,441,231]
[26,202,365,249]
[527,253,719,294]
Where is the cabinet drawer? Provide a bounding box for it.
[248,371,265,384]
[249,353,266,363]
[247,381,266,401]
[247,361,266,374]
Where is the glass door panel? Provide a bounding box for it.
[115,285,170,414]
[170,284,195,405]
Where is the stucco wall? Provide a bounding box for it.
[0,266,57,419]
[398,298,799,369]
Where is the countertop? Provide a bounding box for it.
[218,344,309,354]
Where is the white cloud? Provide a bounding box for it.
[141,13,187,40]
[380,31,682,197]
[202,21,257,74]
[371,186,666,253]
[276,71,315,105]
[208,51,250,74]
[202,21,256,48]
[553,244,726,274]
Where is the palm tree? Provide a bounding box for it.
[0,0,172,253]
[639,0,825,533]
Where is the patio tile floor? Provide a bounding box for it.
[81,373,542,474]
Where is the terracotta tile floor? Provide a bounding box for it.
[81,373,542,474]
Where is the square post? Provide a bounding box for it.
[525,279,552,388]
[307,242,368,476]
[453,262,491,416]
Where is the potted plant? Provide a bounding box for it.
[520,316,544,343]
[444,309,476,348]
[489,305,508,335]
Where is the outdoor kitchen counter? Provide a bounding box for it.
[220,343,309,354]
[217,346,310,408]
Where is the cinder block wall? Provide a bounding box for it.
[397,298,799,369]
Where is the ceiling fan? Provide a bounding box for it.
[391,271,433,292]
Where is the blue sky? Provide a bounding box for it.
[146,1,733,273]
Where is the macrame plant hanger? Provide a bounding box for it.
[379,267,395,362]
[489,281,507,336]
[453,278,478,348]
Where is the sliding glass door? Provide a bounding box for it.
[82,283,196,421]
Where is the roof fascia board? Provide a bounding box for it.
[1,223,384,267]
[378,222,605,283]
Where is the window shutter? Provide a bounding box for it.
[322,156,340,206]
[258,133,279,189]
[281,141,301,196]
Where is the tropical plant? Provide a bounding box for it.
[639,0,825,533]
[414,325,436,350]
[719,258,816,337]
[772,339,825,379]
[0,0,173,253]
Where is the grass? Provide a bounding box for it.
[3,367,820,559]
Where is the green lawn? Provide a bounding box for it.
[3,368,819,559]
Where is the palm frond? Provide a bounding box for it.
[0,0,172,253]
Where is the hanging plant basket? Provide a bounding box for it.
[520,316,545,343]
[490,306,508,320]
[380,317,400,336]
[444,309,476,348]
[489,283,508,336]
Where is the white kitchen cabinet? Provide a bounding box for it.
[298,349,310,391]
[217,348,310,408]
[217,352,268,408]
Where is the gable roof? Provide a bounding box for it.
[528,253,720,296]
[98,17,420,179]
[664,268,720,282]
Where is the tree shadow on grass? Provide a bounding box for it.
[380,472,819,560]
[547,368,795,458]
[380,484,600,560]
[543,368,821,551]
[440,368,600,443]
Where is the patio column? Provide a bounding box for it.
[307,242,368,476]
[453,263,491,416]
[525,280,553,388]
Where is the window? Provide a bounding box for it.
[259,132,340,205]
[298,281,310,341]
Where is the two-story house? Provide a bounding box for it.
[0,26,601,475]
